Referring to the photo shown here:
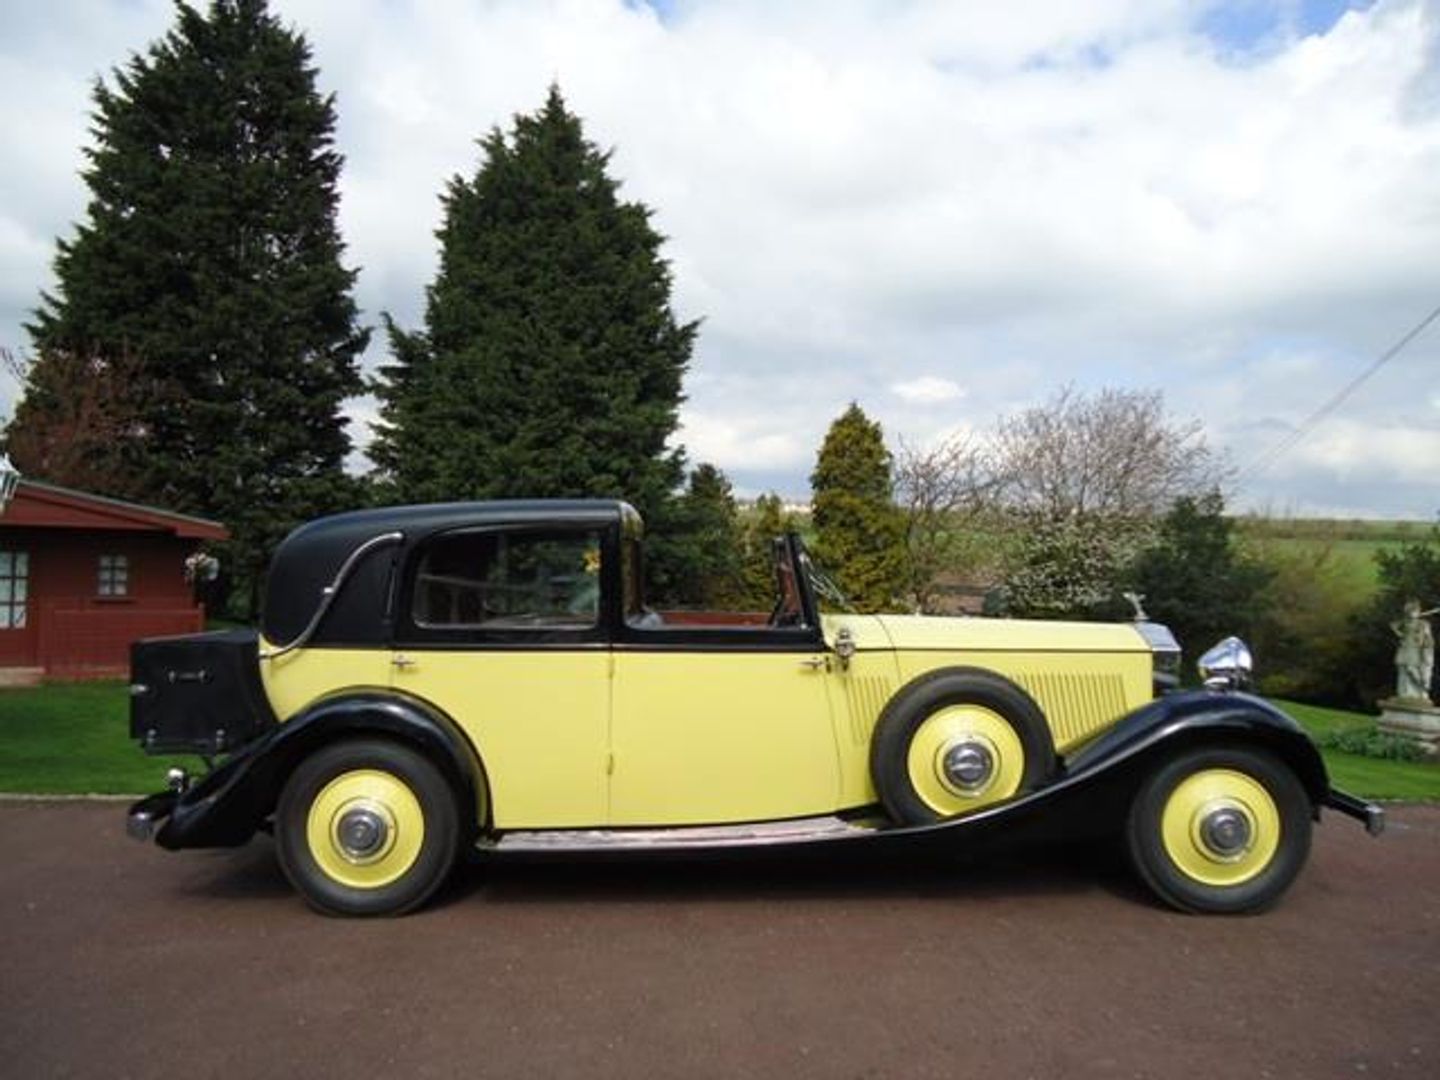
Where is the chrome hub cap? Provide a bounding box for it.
[941,740,996,795]
[334,802,391,863]
[1197,803,1252,861]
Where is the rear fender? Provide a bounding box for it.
[154,691,487,851]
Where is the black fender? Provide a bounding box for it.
[1062,690,1329,805]
[151,691,487,851]
[848,689,1334,857]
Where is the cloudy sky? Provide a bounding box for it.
[2,0,1437,518]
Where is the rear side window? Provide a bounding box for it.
[412,529,602,630]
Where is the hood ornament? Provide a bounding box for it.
[1122,592,1149,622]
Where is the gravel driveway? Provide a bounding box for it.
[1,799,1435,1079]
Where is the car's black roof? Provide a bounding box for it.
[261,499,636,645]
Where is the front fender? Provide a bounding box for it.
[1062,690,1330,804]
[822,691,1340,859]
[149,691,486,851]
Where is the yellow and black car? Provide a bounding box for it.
[127,499,1382,916]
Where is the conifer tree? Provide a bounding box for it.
[372,87,696,559]
[810,404,906,612]
[659,463,746,608]
[16,0,366,605]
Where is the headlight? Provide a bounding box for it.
[1135,621,1181,695]
[1198,636,1253,692]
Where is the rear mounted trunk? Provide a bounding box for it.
[130,630,276,755]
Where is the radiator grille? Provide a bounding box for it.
[1013,672,1129,749]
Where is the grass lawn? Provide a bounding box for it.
[0,680,200,795]
[1273,698,1440,801]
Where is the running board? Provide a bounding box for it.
[481,814,881,854]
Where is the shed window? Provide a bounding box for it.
[0,551,27,628]
[98,554,129,597]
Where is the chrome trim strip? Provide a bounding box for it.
[482,814,878,853]
[259,531,404,660]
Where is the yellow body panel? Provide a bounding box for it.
[817,616,900,808]
[260,642,393,720]
[876,615,1152,752]
[390,649,610,828]
[821,614,1153,811]
[260,613,1153,831]
[609,651,841,826]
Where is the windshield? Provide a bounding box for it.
[793,538,854,615]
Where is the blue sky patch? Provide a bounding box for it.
[1200,1,1378,56]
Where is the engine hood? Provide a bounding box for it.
[861,613,1152,654]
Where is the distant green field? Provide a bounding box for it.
[1234,517,1433,592]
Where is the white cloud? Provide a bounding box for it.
[890,375,966,405]
[675,411,810,472]
[2,0,1438,518]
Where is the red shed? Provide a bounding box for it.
[0,477,228,683]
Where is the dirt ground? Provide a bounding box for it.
[1,799,1436,1080]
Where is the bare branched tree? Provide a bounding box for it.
[993,386,1228,521]
[894,433,1005,612]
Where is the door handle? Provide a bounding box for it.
[798,656,828,672]
[392,654,417,670]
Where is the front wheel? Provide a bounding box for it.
[1126,745,1312,914]
[276,738,461,917]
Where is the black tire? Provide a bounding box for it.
[1125,745,1312,915]
[870,668,1056,825]
[275,738,461,917]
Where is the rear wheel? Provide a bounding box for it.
[1126,745,1312,914]
[276,738,461,917]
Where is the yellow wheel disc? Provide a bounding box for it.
[1160,768,1281,887]
[305,769,426,890]
[905,705,1026,817]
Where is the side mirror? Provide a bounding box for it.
[1198,636,1253,692]
[834,626,856,670]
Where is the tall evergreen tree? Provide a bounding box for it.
[810,403,906,612]
[660,463,746,608]
[15,0,367,606]
[372,87,696,563]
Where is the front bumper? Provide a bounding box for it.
[1322,788,1385,836]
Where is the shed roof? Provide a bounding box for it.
[0,480,229,540]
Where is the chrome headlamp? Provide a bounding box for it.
[1198,636,1253,692]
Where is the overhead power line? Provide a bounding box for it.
[1238,298,1440,482]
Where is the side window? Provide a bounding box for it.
[412,529,602,630]
[0,551,27,629]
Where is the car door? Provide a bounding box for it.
[607,536,842,827]
[608,644,842,826]
[390,524,611,829]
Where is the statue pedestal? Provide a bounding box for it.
[1377,698,1440,759]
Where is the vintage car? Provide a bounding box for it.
[126,499,1382,916]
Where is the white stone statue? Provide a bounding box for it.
[1392,599,1438,704]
